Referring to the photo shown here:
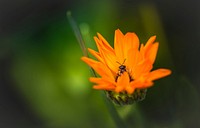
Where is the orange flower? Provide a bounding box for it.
[81,29,171,104]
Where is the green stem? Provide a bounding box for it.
[67,11,127,128]
[67,11,96,77]
[101,91,127,128]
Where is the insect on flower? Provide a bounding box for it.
[81,29,172,105]
[115,59,127,81]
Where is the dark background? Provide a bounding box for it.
[0,0,200,127]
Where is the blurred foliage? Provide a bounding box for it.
[0,0,200,128]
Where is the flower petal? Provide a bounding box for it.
[132,80,154,89]
[126,48,142,74]
[140,36,158,63]
[97,33,114,52]
[114,29,124,63]
[123,32,139,59]
[81,57,115,81]
[88,48,104,63]
[125,85,135,94]
[146,42,159,64]
[90,77,115,90]
[94,36,118,73]
[133,59,152,79]
[144,36,156,52]
[147,68,172,81]
[94,36,114,57]
[100,47,118,73]
[93,84,115,90]
[90,76,115,85]
[90,77,105,84]
[81,57,98,67]
[115,72,129,93]
[94,36,104,53]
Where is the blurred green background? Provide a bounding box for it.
[0,0,200,127]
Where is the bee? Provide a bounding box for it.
[115,59,126,82]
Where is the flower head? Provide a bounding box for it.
[81,29,171,105]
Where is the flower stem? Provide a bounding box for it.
[67,11,127,128]
[101,91,127,128]
[67,11,96,76]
